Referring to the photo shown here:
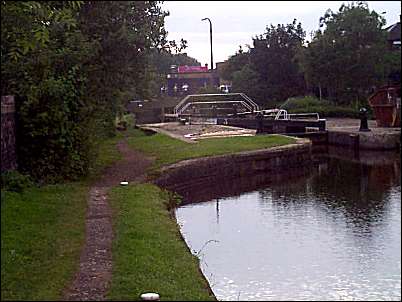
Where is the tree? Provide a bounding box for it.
[1,1,85,95]
[1,1,96,182]
[231,65,260,103]
[1,1,171,183]
[78,1,171,135]
[219,46,251,82]
[301,2,389,104]
[250,19,306,105]
[146,49,200,98]
[218,21,307,107]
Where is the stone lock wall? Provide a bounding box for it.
[154,139,312,202]
[1,96,17,172]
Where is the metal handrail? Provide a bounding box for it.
[239,93,260,112]
[275,109,288,120]
[179,100,254,114]
[287,112,320,120]
[174,93,260,115]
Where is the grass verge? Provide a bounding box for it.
[1,183,87,301]
[107,183,215,301]
[106,129,296,300]
[1,133,123,301]
[126,128,296,171]
[87,132,124,182]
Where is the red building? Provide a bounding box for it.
[166,64,220,96]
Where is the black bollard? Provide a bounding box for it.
[255,112,264,134]
[359,107,371,132]
[232,104,238,117]
[211,105,218,118]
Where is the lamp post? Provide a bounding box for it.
[201,17,213,70]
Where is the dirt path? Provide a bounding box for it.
[64,138,153,301]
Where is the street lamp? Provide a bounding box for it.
[201,17,213,70]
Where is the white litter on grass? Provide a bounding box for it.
[120,181,129,186]
[140,292,160,300]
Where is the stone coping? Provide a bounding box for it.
[153,137,312,208]
[157,137,311,173]
[328,130,400,150]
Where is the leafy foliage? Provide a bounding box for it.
[250,19,306,104]
[299,2,395,104]
[1,1,171,183]
[280,96,360,118]
[222,20,307,107]
[145,50,201,98]
[222,3,400,109]
[1,171,34,193]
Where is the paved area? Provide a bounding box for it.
[140,119,400,151]
[323,118,400,150]
[325,118,401,134]
[141,118,400,138]
[140,122,256,141]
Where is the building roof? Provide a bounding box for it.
[385,22,401,42]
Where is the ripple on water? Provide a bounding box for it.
[176,156,401,301]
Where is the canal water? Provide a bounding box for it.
[175,148,401,301]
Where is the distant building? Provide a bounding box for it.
[215,61,231,85]
[385,21,401,50]
[384,20,401,84]
[166,64,219,96]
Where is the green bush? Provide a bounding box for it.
[1,170,34,192]
[280,95,331,110]
[281,96,360,118]
[16,75,95,184]
[115,113,135,130]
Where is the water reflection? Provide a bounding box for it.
[175,148,401,301]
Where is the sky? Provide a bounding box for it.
[162,1,401,68]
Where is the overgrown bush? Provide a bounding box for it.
[280,95,360,118]
[1,170,34,192]
[116,113,135,131]
[2,1,171,184]
[16,73,94,184]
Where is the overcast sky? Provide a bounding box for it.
[162,1,401,68]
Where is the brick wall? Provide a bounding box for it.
[1,96,17,172]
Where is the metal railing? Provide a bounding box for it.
[179,100,254,115]
[236,109,320,121]
[174,93,260,116]
[287,112,320,120]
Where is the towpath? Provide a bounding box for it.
[63,137,153,301]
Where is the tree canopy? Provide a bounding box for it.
[221,2,400,108]
[1,1,181,182]
[300,2,393,104]
[223,20,307,107]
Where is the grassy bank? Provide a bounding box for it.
[105,129,296,300]
[1,183,87,300]
[126,128,296,171]
[107,183,215,301]
[1,134,122,301]
[2,127,296,300]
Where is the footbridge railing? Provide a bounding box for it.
[173,93,260,116]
